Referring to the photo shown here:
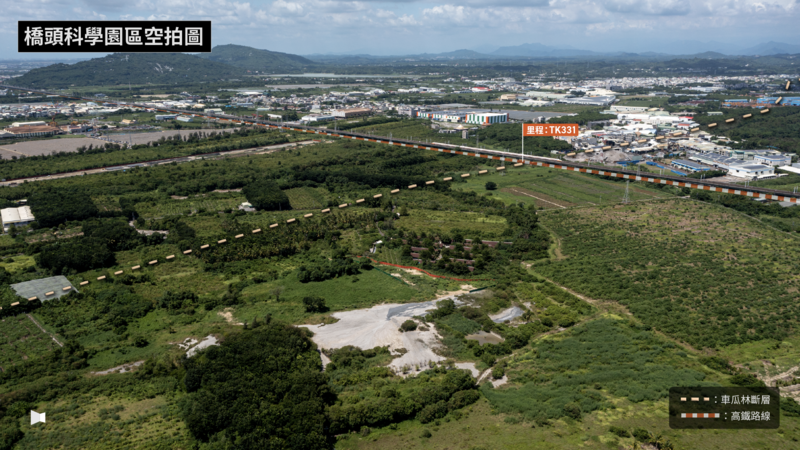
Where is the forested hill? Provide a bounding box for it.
[11,53,245,88]
[196,44,320,73]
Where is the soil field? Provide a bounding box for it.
[0,137,104,159]
[105,129,230,146]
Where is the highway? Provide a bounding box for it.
[2,83,798,204]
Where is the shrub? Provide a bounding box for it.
[302,296,327,313]
[699,356,732,373]
[730,372,765,387]
[492,362,506,380]
[563,402,581,419]
[400,320,418,332]
[133,336,148,348]
[417,400,448,424]
[485,181,498,191]
[632,428,651,442]
[781,398,800,417]
[420,429,432,438]
[609,426,630,438]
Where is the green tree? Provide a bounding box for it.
[485,181,498,191]
[243,179,291,211]
[400,320,418,332]
[303,296,327,313]
[180,323,335,449]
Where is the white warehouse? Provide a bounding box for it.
[727,164,775,180]
[1,206,35,232]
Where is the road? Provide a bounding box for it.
[0,140,318,187]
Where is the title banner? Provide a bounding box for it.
[18,21,212,53]
[523,124,579,137]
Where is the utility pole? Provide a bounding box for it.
[622,180,630,204]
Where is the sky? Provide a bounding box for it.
[1,0,799,59]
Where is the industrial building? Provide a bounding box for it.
[757,97,800,106]
[155,114,178,121]
[671,159,710,173]
[300,114,335,123]
[610,105,648,113]
[1,206,35,232]
[526,91,570,100]
[3,125,61,138]
[466,112,508,125]
[556,96,616,106]
[727,164,775,179]
[332,108,371,119]
[417,110,473,123]
[754,154,792,166]
[176,116,193,122]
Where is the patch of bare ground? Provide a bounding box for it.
[91,360,144,376]
[217,308,243,325]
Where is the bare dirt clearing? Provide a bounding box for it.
[0,137,105,159]
[300,291,469,373]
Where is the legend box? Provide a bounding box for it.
[669,387,780,429]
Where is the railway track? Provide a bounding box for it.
[2,83,798,203]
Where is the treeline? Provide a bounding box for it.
[297,256,372,283]
[0,127,292,181]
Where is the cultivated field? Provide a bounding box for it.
[0,315,60,370]
[285,186,328,210]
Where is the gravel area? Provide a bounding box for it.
[186,335,219,358]
[301,298,455,373]
[0,137,105,159]
[489,306,525,323]
[107,129,234,146]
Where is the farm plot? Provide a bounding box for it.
[0,315,59,369]
[284,187,328,210]
[134,194,246,218]
[398,210,507,239]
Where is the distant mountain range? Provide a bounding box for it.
[303,41,800,61]
[196,44,319,72]
[12,53,246,88]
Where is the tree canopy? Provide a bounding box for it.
[180,322,335,449]
[243,179,291,211]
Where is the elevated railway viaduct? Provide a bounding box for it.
[2,84,798,204]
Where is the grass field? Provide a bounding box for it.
[336,395,800,450]
[238,268,447,324]
[398,209,508,239]
[454,166,670,209]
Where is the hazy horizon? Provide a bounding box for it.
[2,0,800,59]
